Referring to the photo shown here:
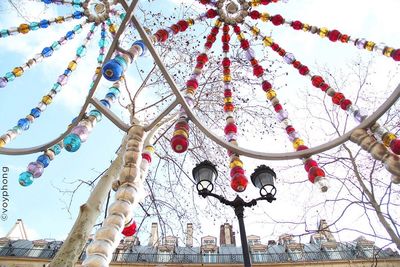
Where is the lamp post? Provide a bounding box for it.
[192,161,277,267]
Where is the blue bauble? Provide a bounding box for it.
[102,59,123,81]
[72,11,83,19]
[39,19,50,28]
[42,47,53,57]
[19,172,34,187]
[37,155,50,168]
[30,108,41,118]
[17,118,30,131]
[100,99,111,109]
[133,40,148,56]
[64,133,81,152]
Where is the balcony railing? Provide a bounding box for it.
[0,247,399,264]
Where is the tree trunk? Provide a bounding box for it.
[49,136,128,267]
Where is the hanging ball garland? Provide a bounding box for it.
[0,20,86,90]
[249,26,400,157]
[0,23,97,149]
[219,23,248,192]
[18,143,63,187]
[171,18,221,154]
[235,24,328,191]
[17,23,111,186]
[249,10,400,62]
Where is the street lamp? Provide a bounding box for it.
[192,161,277,267]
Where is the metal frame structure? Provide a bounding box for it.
[1,0,399,161]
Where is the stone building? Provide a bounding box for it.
[0,219,399,267]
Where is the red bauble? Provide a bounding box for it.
[299,66,309,75]
[273,104,282,112]
[230,166,245,178]
[271,15,284,26]
[392,49,400,61]
[186,79,198,89]
[320,83,330,92]
[222,58,231,68]
[171,135,188,153]
[224,123,237,135]
[177,20,189,32]
[207,34,216,43]
[224,103,234,112]
[211,27,219,36]
[155,29,168,42]
[390,139,400,155]
[174,122,189,131]
[233,25,241,34]
[122,221,137,237]
[223,25,230,33]
[292,61,301,69]
[291,21,303,30]
[142,153,152,163]
[222,34,230,43]
[222,43,230,52]
[262,80,272,91]
[328,30,341,42]
[200,0,209,4]
[304,159,318,172]
[286,126,295,134]
[308,167,325,183]
[311,76,324,88]
[261,0,271,4]
[249,10,260,19]
[253,65,264,77]
[231,173,248,192]
[206,9,218,18]
[332,92,345,105]
[340,99,352,110]
[197,53,208,64]
[240,40,250,50]
[271,43,280,51]
[224,89,232,97]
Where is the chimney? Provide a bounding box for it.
[148,222,159,247]
[186,223,193,247]
[220,223,234,246]
[318,219,336,242]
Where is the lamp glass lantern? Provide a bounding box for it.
[192,160,218,192]
[251,165,277,197]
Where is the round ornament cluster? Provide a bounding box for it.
[216,0,249,25]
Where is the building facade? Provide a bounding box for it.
[0,219,399,267]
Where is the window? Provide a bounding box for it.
[251,251,265,262]
[157,251,172,262]
[324,247,342,260]
[288,249,303,261]
[202,239,216,245]
[202,251,217,263]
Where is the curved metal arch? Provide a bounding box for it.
[131,12,400,160]
[0,1,140,156]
